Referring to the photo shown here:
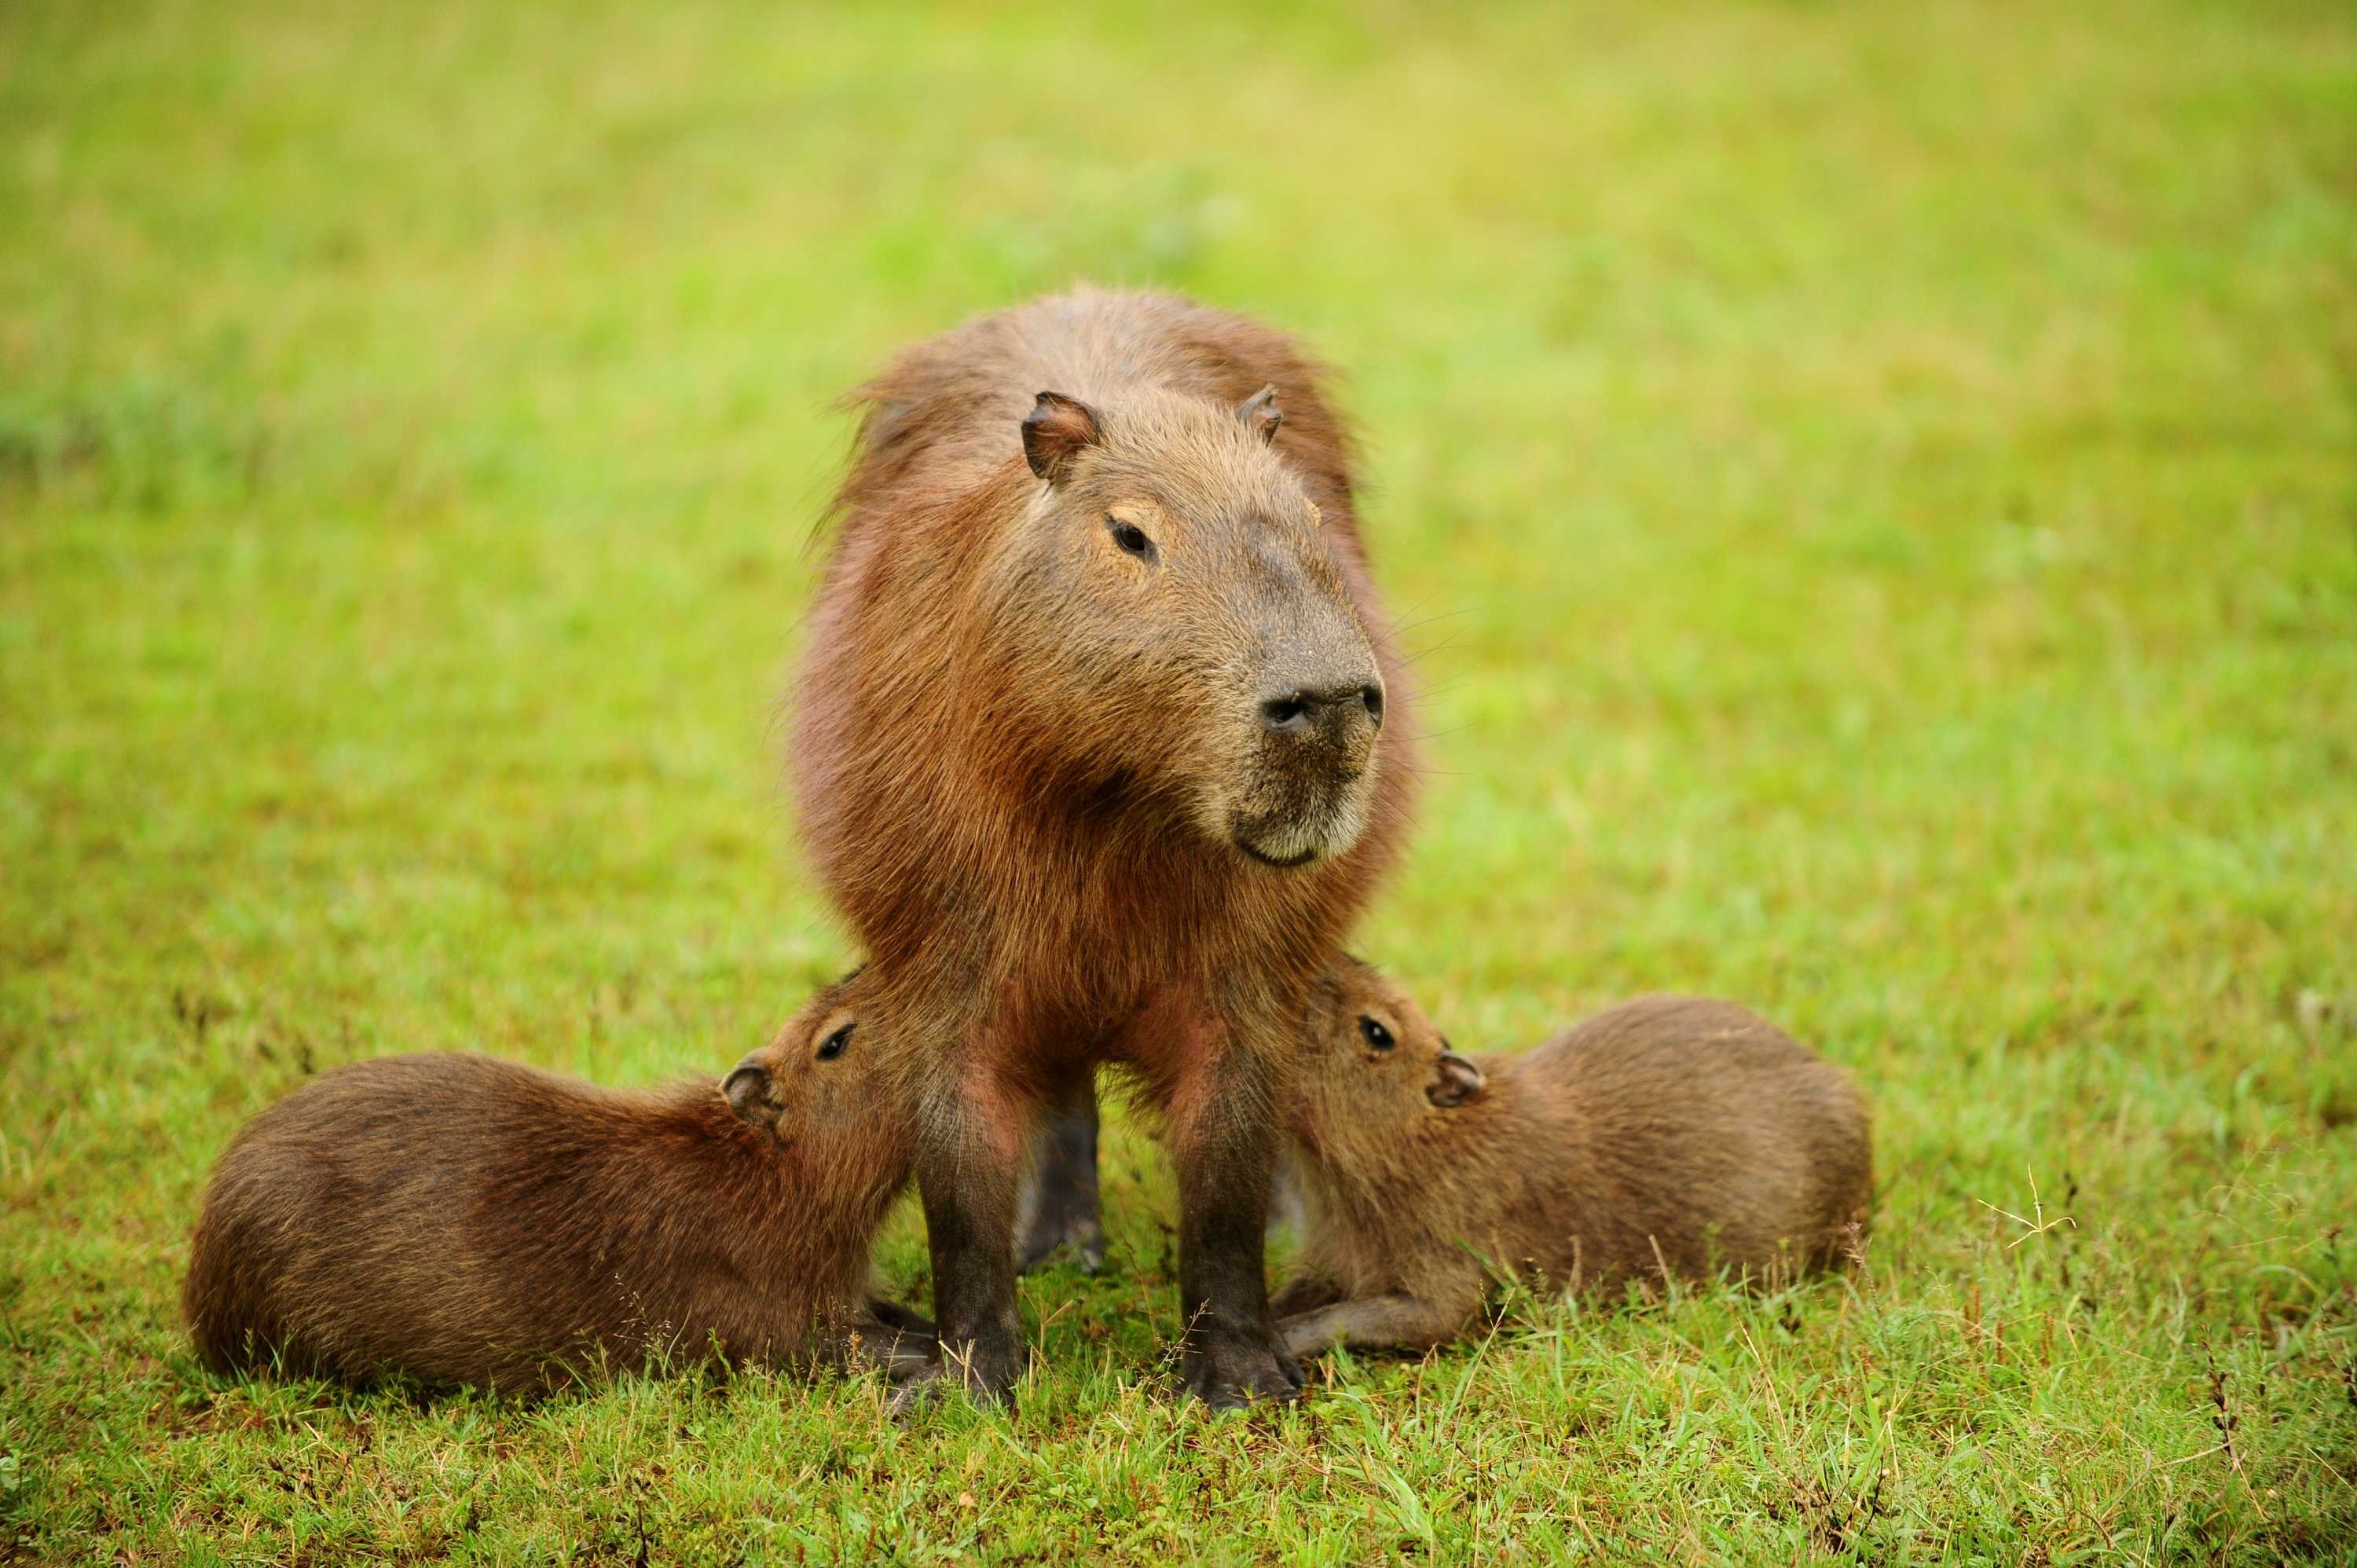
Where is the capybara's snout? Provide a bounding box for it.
[1257,675,1385,750]
[1230,643,1385,868]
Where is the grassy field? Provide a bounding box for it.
[4,0,2355,1559]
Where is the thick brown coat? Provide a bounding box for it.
[181,980,924,1391]
[794,289,1416,1406]
[1276,965,1872,1356]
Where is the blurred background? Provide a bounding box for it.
[6,0,2347,1053]
[2,0,2353,1554]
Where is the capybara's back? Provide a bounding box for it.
[186,1053,496,1382]
[1523,995,1872,1288]
[182,984,916,1390]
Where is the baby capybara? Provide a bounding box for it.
[1274,962,1871,1357]
[795,289,1417,1408]
[181,980,929,1391]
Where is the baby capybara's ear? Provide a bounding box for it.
[724,1056,784,1129]
[1426,1050,1484,1108]
[1235,386,1283,445]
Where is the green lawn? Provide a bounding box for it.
[5,0,2355,1560]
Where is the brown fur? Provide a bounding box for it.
[794,289,1417,1406]
[181,980,925,1392]
[1275,963,1873,1357]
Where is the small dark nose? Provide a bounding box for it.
[1260,680,1385,737]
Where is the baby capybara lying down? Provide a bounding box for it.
[182,978,930,1392]
[1272,962,1871,1357]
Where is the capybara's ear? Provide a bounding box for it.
[724,1061,782,1128]
[1235,386,1283,445]
[1021,390,1103,485]
[1427,1050,1484,1109]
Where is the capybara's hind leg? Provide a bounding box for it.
[1017,1075,1106,1274]
[856,1303,940,1380]
[1268,1272,1343,1318]
[1169,1014,1302,1409]
[1277,1294,1461,1359]
[866,1298,937,1338]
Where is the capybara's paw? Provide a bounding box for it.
[885,1364,950,1420]
[1181,1336,1303,1410]
[1275,1314,1329,1363]
[838,1301,940,1379]
[886,1361,947,1412]
[869,1332,939,1380]
[1014,1208,1106,1276]
[885,1343,1021,1418]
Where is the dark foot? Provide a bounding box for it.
[1180,1328,1303,1410]
[1015,1203,1105,1275]
[885,1362,945,1419]
[884,1339,1024,1419]
[871,1334,939,1380]
[836,1302,937,1379]
[885,1364,950,1420]
[851,1299,938,1378]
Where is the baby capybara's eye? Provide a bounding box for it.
[815,1024,854,1061]
[1358,1016,1394,1051]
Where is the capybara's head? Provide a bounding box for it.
[990,384,1388,868]
[723,975,904,1171]
[1291,958,1484,1164]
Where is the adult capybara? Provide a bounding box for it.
[1274,962,1871,1357]
[795,289,1416,1408]
[182,979,929,1391]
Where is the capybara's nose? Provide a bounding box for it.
[1259,679,1385,742]
[724,1061,781,1128]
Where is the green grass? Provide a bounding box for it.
[4,0,2355,1559]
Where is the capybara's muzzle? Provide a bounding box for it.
[1230,670,1385,868]
[1258,678,1385,750]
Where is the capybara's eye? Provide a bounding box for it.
[1106,515,1156,561]
[816,1024,855,1061]
[1358,1016,1394,1051]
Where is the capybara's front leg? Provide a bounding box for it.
[902,1075,1026,1410]
[1016,1075,1105,1274]
[1171,1028,1301,1409]
[1277,1294,1462,1359]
